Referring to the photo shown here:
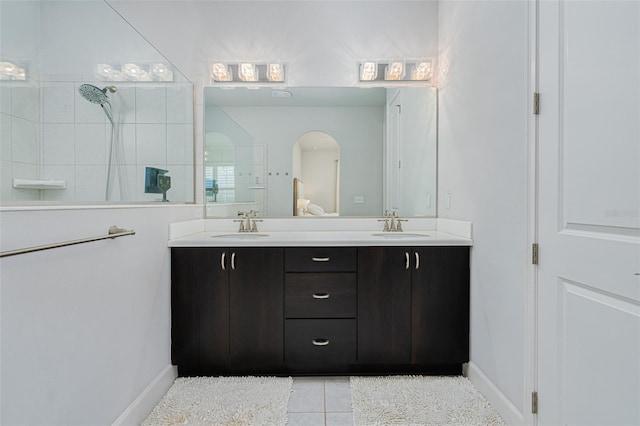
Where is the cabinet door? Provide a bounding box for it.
[358,247,412,364]
[411,247,470,364]
[171,248,230,366]
[229,248,284,365]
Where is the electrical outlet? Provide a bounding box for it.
[354,196,365,204]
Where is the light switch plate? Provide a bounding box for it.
[354,195,365,204]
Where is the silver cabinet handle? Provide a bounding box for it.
[221,252,226,270]
[415,252,420,270]
[405,252,410,269]
[231,252,236,270]
[312,257,330,262]
[312,339,329,346]
[312,293,330,299]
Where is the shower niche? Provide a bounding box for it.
[0,0,195,203]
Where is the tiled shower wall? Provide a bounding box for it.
[0,83,42,201]
[0,81,194,202]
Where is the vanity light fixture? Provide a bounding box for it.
[210,62,286,84]
[151,63,174,82]
[385,61,406,81]
[267,63,285,82]
[211,63,232,82]
[95,62,174,82]
[239,63,258,82]
[123,63,143,79]
[0,61,26,81]
[411,61,432,81]
[358,59,433,83]
[360,62,378,81]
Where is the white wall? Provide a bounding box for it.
[0,205,200,425]
[212,106,384,216]
[437,0,529,422]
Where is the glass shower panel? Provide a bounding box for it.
[204,104,255,211]
[0,0,195,204]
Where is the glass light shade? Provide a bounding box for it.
[267,63,284,82]
[137,70,153,81]
[411,61,432,80]
[211,63,232,82]
[360,62,378,81]
[151,63,173,81]
[0,61,18,74]
[123,63,143,79]
[14,68,26,80]
[239,63,258,82]
[95,63,114,78]
[384,62,405,81]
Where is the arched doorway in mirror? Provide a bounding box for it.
[292,131,340,216]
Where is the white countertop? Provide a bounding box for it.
[168,230,472,247]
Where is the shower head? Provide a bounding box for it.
[78,84,116,105]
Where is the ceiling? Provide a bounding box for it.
[106,0,439,87]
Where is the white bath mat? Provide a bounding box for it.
[142,376,293,425]
[350,375,505,426]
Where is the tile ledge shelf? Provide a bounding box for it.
[12,178,67,190]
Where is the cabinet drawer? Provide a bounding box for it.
[285,273,356,318]
[285,319,356,364]
[285,248,357,272]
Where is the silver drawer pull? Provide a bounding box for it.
[221,252,226,270]
[312,339,329,346]
[312,293,330,299]
[405,252,410,269]
[415,252,420,270]
[312,257,330,262]
[231,252,236,270]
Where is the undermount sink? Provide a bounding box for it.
[211,233,270,239]
[371,233,429,239]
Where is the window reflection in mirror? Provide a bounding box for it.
[204,87,436,218]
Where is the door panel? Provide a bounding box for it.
[357,247,412,364]
[538,1,640,424]
[229,248,284,365]
[171,248,229,365]
[412,247,469,364]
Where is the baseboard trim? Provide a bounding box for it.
[467,361,524,426]
[112,365,177,426]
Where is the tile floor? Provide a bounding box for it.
[287,377,354,426]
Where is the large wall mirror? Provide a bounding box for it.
[204,86,436,217]
[0,0,194,204]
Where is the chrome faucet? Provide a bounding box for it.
[379,210,406,232]
[236,210,262,232]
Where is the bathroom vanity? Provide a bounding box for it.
[168,220,472,376]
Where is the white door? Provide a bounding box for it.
[538,1,640,424]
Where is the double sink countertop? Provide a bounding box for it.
[168,217,473,247]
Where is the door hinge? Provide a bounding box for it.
[533,92,540,115]
[531,391,539,414]
[532,243,539,265]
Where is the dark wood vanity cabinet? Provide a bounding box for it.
[171,247,229,366]
[171,245,469,375]
[411,246,470,365]
[284,248,358,371]
[358,246,470,369]
[171,247,284,373]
